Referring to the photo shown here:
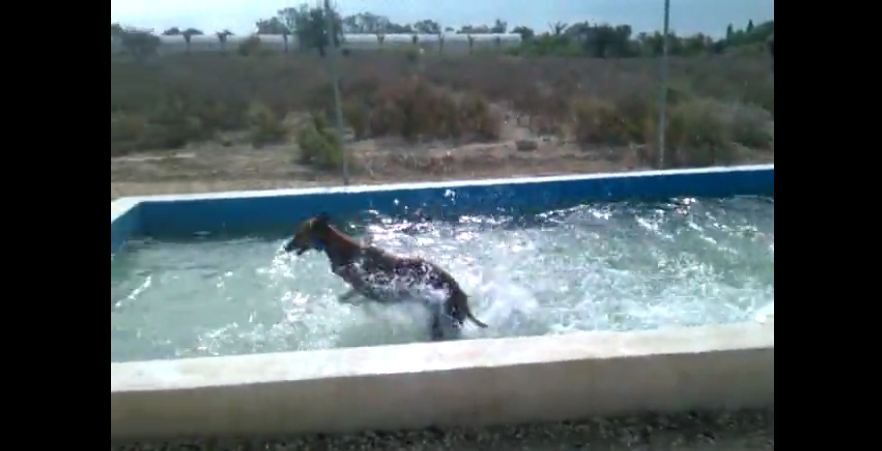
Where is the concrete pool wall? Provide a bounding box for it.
[110,165,774,440]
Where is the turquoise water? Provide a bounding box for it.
[111,196,773,362]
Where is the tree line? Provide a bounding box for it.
[112,2,772,60]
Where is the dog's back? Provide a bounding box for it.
[285,214,487,338]
[350,246,487,329]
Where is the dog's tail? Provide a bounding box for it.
[462,301,488,328]
[453,290,488,328]
[467,310,488,328]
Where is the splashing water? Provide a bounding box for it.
[111,196,773,362]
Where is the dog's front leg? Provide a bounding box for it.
[430,311,444,341]
[427,303,447,341]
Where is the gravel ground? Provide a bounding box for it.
[112,409,773,450]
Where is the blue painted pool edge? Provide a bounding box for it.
[110,164,773,253]
[111,199,142,254]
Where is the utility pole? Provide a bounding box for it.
[324,0,349,185]
[657,0,670,169]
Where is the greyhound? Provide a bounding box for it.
[283,213,488,340]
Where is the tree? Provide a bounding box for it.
[256,17,288,34]
[491,19,508,34]
[683,33,712,55]
[726,24,733,40]
[565,22,632,58]
[588,25,615,58]
[413,19,441,34]
[459,24,490,34]
[565,22,591,41]
[387,23,414,33]
[216,29,233,53]
[550,22,568,36]
[256,17,291,52]
[310,6,343,56]
[747,20,754,32]
[278,6,304,36]
[612,24,634,56]
[162,27,181,36]
[512,26,534,41]
[278,4,342,56]
[111,23,123,37]
[637,31,664,56]
[182,28,203,53]
[342,12,390,34]
[118,28,160,61]
[444,27,454,32]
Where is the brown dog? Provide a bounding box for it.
[284,213,488,340]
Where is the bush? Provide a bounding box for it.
[664,99,735,167]
[238,36,263,56]
[297,115,343,169]
[571,97,631,147]
[119,30,160,61]
[368,99,405,137]
[111,113,147,143]
[728,103,772,149]
[459,94,500,141]
[405,48,420,64]
[362,79,500,142]
[140,123,192,149]
[343,101,368,140]
[247,102,287,148]
[306,83,335,116]
[742,82,774,116]
[615,94,655,142]
[196,100,245,131]
[124,95,211,150]
[111,113,147,155]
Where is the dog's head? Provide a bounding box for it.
[284,213,331,255]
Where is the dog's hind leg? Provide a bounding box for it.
[428,303,449,341]
[337,288,359,304]
[430,312,444,341]
[428,303,463,341]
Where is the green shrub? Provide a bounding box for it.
[110,113,147,155]
[615,94,654,142]
[665,99,734,167]
[728,103,772,149]
[571,97,630,147]
[297,115,343,169]
[368,99,404,137]
[343,101,369,140]
[111,113,147,143]
[196,100,245,131]
[363,79,499,142]
[247,102,287,148]
[237,36,263,57]
[458,94,501,141]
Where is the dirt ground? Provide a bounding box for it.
[111,114,774,200]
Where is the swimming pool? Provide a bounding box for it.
[112,195,772,362]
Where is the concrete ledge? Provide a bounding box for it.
[111,320,773,440]
[111,167,774,439]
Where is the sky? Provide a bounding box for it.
[110,0,773,39]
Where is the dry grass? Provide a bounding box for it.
[111,52,773,160]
